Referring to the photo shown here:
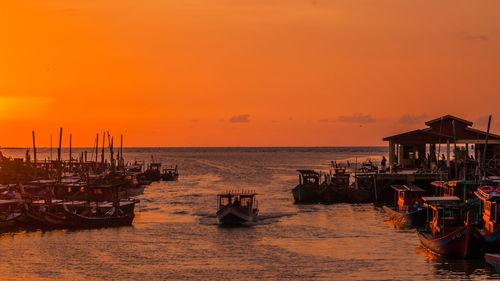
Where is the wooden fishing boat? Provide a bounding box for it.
[144,163,162,182]
[383,185,427,228]
[0,199,23,229]
[416,196,483,258]
[161,165,179,181]
[63,202,135,228]
[473,186,500,252]
[293,169,353,203]
[292,170,322,203]
[216,191,258,225]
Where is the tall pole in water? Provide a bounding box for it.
[69,133,72,170]
[58,128,62,163]
[95,133,99,163]
[50,134,52,161]
[101,132,105,165]
[120,134,123,168]
[482,115,492,180]
[32,131,37,164]
[58,127,63,180]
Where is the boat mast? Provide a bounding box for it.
[482,115,492,180]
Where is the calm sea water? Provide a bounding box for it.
[0,147,499,280]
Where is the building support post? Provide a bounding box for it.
[389,141,395,172]
[446,140,451,167]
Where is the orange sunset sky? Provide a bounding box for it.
[1,1,499,147]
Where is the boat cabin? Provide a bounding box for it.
[432,180,490,203]
[0,199,22,216]
[297,170,320,185]
[332,168,350,187]
[149,163,161,171]
[475,187,500,233]
[422,196,463,236]
[217,191,258,211]
[391,185,426,212]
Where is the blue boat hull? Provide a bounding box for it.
[382,205,428,228]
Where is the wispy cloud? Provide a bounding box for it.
[460,31,489,41]
[318,119,330,123]
[399,114,427,124]
[229,114,250,123]
[189,119,199,123]
[337,113,375,123]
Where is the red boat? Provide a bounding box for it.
[417,196,483,258]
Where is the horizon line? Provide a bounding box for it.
[0,145,388,149]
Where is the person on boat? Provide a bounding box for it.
[381,156,387,172]
[233,197,240,207]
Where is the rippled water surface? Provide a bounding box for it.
[1,147,499,280]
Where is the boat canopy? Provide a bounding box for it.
[217,191,257,198]
[297,170,318,176]
[431,181,448,188]
[390,185,425,193]
[0,199,22,205]
[474,189,500,202]
[422,196,461,207]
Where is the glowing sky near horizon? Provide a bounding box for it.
[1,1,499,147]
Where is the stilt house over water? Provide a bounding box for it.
[383,115,500,173]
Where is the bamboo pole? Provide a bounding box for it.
[58,128,62,163]
[58,127,63,180]
[101,132,105,165]
[69,133,72,169]
[120,134,123,168]
[95,133,99,163]
[32,131,37,164]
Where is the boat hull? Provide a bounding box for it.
[417,225,483,258]
[485,253,500,273]
[161,174,178,181]
[382,205,428,228]
[66,212,135,228]
[216,205,257,225]
[292,184,348,203]
[479,228,500,252]
[41,211,71,227]
[0,213,22,229]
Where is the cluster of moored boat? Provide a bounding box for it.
[0,152,178,231]
[292,166,376,204]
[381,179,500,270]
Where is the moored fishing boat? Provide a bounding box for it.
[383,185,427,227]
[216,191,258,225]
[416,196,483,258]
[63,201,135,228]
[0,199,23,229]
[161,165,179,181]
[292,170,323,203]
[473,185,500,252]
